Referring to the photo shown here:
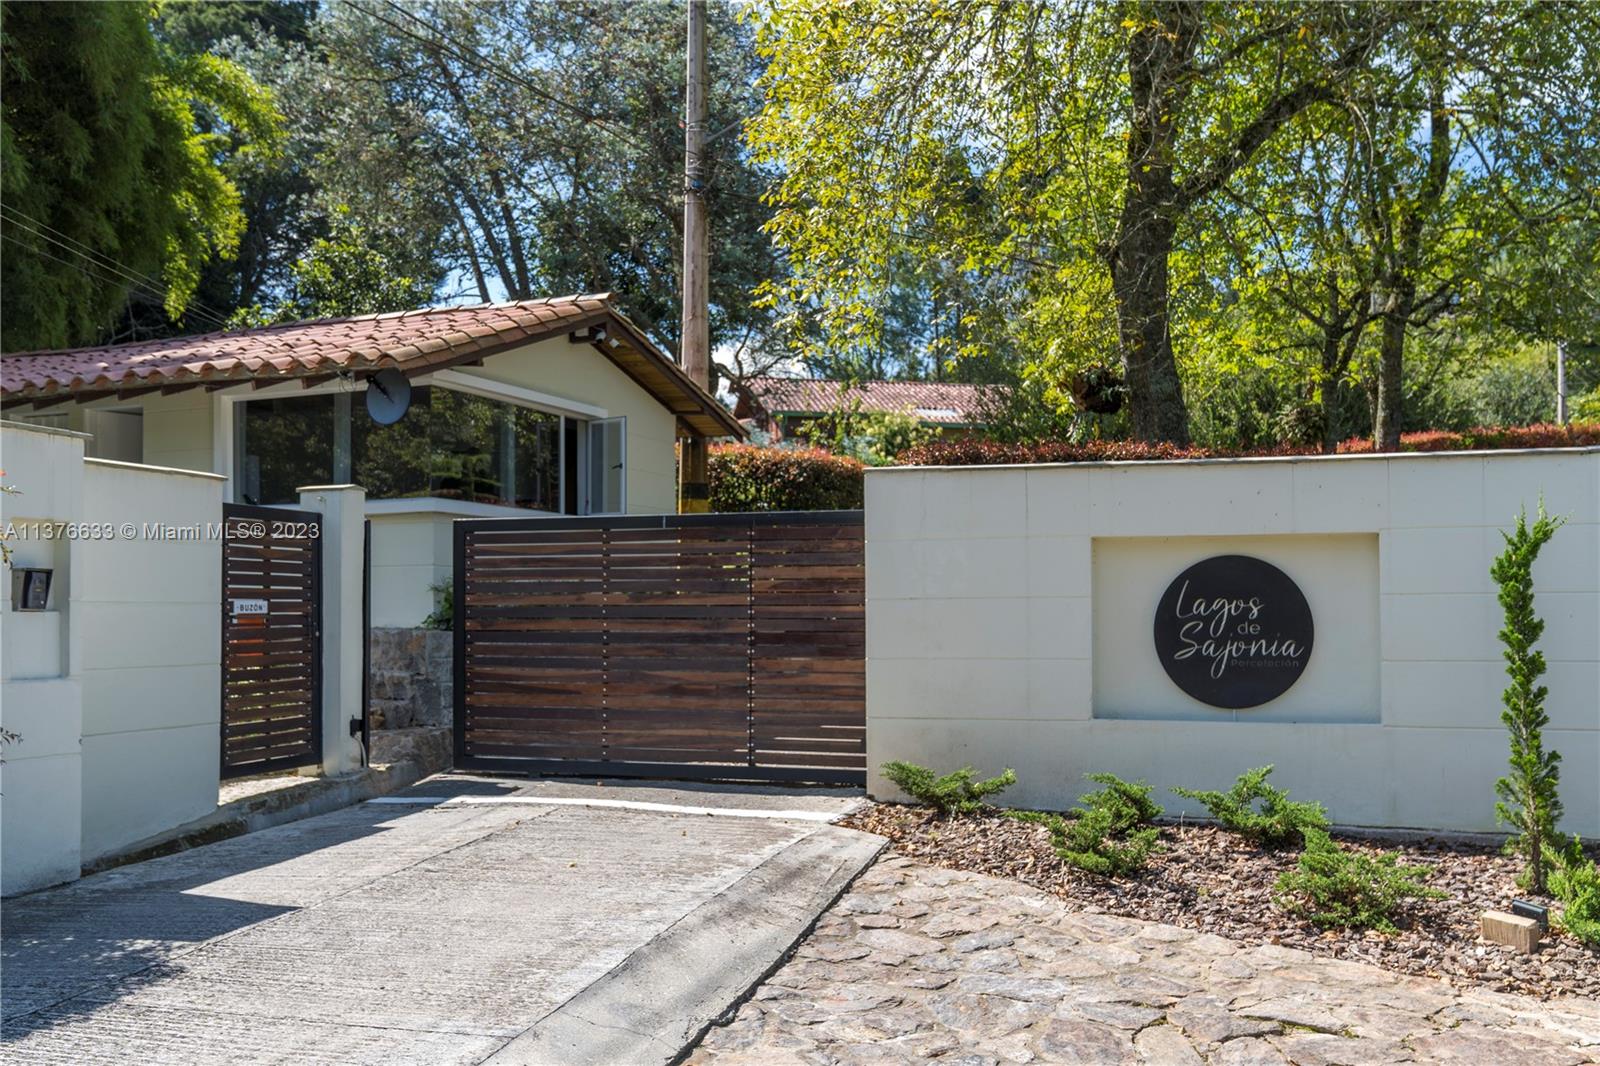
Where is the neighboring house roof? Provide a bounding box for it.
[735,377,993,426]
[0,295,743,438]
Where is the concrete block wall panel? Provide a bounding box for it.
[369,513,452,628]
[76,459,225,863]
[136,389,214,474]
[0,679,84,894]
[865,449,1600,835]
[0,422,87,894]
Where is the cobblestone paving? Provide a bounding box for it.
[690,857,1600,1065]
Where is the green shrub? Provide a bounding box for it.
[1491,502,1567,894]
[1552,839,1600,946]
[1273,828,1444,933]
[881,761,1016,816]
[895,422,1600,467]
[422,578,453,631]
[1008,773,1163,878]
[1079,772,1163,830]
[1057,807,1161,878]
[708,443,864,512]
[1173,765,1327,847]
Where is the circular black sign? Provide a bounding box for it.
[1153,555,1314,709]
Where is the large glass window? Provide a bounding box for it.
[238,386,570,512]
[239,394,336,505]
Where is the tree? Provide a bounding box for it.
[0,0,280,350]
[749,1,1398,443]
[1491,503,1566,895]
[148,1,325,332]
[1203,120,1383,450]
[230,211,433,324]
[272,0,780,361]
[1360,4,1600,447]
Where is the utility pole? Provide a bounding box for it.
[1556,339,1568,424]
[678,0,711,513]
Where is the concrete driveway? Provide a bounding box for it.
[2,775,879,1065]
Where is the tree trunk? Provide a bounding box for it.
[1111,2,1196,445]
[1372,77,1449,452]
[1374,279,1413,450]
[1111,209,1188,443]
[1320,339,1342,455]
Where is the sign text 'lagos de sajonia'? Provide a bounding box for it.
[1152,555,1314,709]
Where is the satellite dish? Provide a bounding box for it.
[365,368,412,425]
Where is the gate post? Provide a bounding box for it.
[296,484,366,775]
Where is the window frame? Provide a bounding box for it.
[222,373,614,515]
[585,416,628,516]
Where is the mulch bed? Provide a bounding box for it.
[840,802,1599,1001]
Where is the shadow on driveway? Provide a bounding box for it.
[1,804,412,1039]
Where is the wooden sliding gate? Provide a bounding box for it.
[454,512,865,784]
[220,503,322,778]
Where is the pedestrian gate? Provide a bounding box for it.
[220,503,322,778]
[454,512,866,784]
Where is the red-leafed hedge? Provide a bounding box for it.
[709,443,864,512]
[896,423,1600,467]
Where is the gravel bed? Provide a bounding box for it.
[841,802,1599,1001]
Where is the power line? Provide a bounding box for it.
[1,207,234,330]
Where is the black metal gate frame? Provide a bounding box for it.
[220,502,324,779]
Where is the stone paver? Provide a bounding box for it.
[689,856,1600,1065]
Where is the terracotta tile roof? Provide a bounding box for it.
[1,295,743,438]
[736,377,994,425]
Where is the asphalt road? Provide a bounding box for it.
[2,777,877,1065]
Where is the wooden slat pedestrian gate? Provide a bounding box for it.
[220,503,322,778]
[454,512,865,784]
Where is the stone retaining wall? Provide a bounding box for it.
[369,627,452,731]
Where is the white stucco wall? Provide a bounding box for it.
[1,422,87,894]
[76,459,225,862]
[139,389,215,473]
[2,422,228,892]
[865,449,1600,835]
[369,512,455,629]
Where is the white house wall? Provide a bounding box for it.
[865,450,1600,835]
[112,336,684,629]
[369,512,454,629]
[139,389,215,473]
[451,336,679,515]
[75,459,225,862]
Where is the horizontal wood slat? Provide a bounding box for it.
[220,503,322,778]
[456,512,864,784]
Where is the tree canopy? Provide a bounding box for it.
[748,0,1600,444]
[1,0,280,350]
[3,1,1596,445]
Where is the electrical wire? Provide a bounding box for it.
[1,207,235,331]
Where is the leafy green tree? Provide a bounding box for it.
[1,0,280,350]
[749,2,1400,443]
[142,1,324,333]
[277,1,778,361]
[1491,503,1567,894]
[232,212,433,325]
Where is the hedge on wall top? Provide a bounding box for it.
[896,423,1600,467]
[709,443,864,512]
